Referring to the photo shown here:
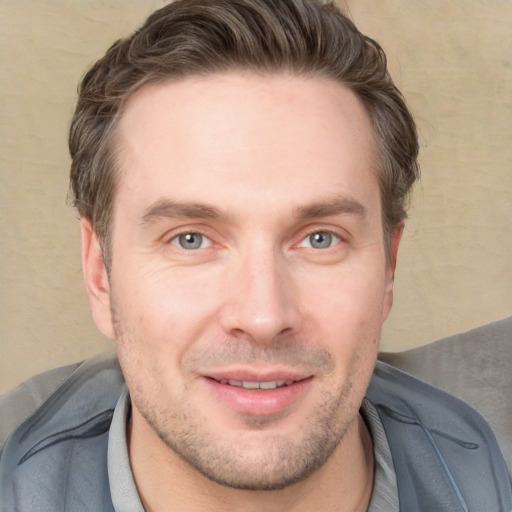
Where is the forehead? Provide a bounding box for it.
[113,72,380,222]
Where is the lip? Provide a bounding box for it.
[200,368,313,416]
[204,367,310,383]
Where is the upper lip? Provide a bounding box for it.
[200,367,312,383]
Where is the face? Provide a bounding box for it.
[83,72,399,490]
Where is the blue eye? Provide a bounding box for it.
[171,233,210,250]
[301,231,340,249]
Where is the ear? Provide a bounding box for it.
[381,222,404,323]
[81,218,115,339]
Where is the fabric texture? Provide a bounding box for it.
[361,398,399,512]
[108,388,145,512]
[0,360,82,449]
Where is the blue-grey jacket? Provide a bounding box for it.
[0,355,511,511]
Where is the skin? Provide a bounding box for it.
[82,72,402,512]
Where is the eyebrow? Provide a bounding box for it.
[139,195,367,228]
[296,197,367,220]
[140,199,228,228]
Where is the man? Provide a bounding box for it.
[0,0,510,510]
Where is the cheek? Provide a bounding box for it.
[305,264,387,326]
[111,265,224,358]
[300,263,386,377]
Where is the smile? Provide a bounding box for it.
[203,375,313,416]
[217,379,295,390]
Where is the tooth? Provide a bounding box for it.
[221,379,295,389]
[242,381,260,389]
[259,381,278,390]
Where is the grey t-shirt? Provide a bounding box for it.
[361,398,399,511]
[108,389,398,511]
[108,388,145,512]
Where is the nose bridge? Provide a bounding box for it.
[220,240,301,343]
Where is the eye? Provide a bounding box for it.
[170,232,211,250]
[300,231,340,249]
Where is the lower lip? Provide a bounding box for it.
[202,377,313,416]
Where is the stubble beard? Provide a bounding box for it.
[112,303,371,491]
[130,371,359,491]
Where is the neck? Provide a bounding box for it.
[129,412,374,512]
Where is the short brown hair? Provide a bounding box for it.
[69,0,419,266]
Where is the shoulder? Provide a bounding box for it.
[0,352,124,452]
[368,361,512,510]
[0,361,80,449]
[379,317,512,473]
[0,353,124,510]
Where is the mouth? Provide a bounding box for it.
[201,372,313,417]
[215,378,296,390]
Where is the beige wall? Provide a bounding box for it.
[1,0,511,393]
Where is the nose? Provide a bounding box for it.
[219,247,303,345]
